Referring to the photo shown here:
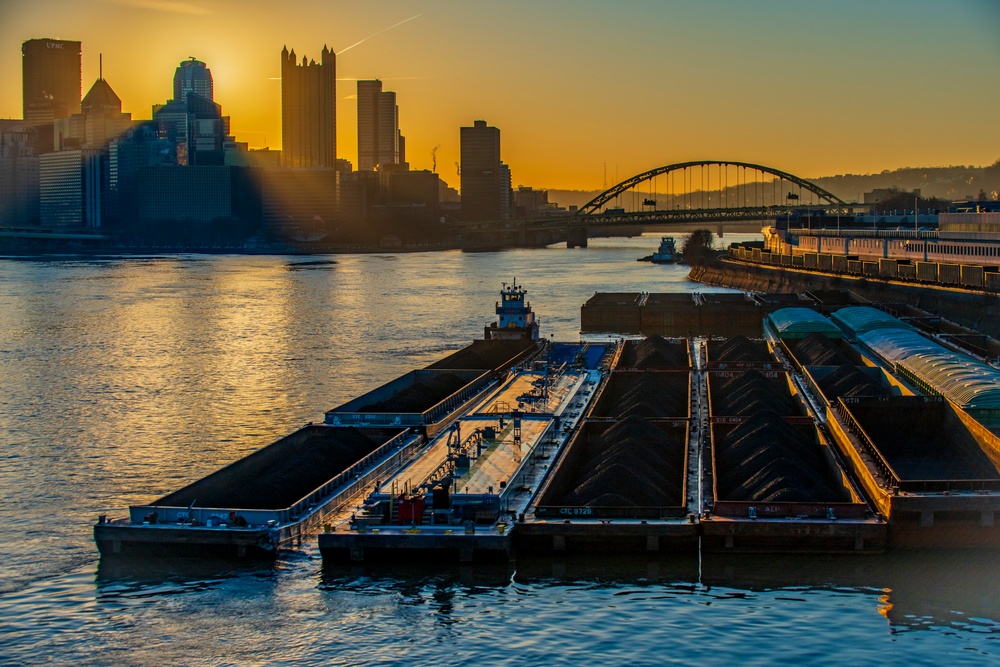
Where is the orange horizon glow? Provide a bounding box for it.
[1,0,998,192]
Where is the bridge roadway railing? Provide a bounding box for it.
[450,204,867,235]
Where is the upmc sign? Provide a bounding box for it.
[47,42,65,49]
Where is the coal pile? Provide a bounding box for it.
[709,336,773,364]
[427,339,534,371]
[711,371,801,417]
[715,411,848,503]
[618,335,689,369]
[816,365,887,400]
[594,372,688,419]
[553,417,686,508]
[791,333,853,367]
[591,371,689,419]
[358,373,467,413]
[159,427,385,510]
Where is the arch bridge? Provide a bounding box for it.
[457,161,862,248]
[576,160,845,217]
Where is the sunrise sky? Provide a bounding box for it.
[1,0,998,190]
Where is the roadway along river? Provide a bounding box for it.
[1,234,997,665]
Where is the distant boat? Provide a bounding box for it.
[637,236,678,264]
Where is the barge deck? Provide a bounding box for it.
[318,357,606,562]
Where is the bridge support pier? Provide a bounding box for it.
[566,226,588,248]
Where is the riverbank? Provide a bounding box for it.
[0,238,472,257]
[690,259,1000,339]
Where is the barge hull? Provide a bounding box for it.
[699,518,886,553]
[319,529,512,563]
[515,520,699,555]
[94,523,275,559]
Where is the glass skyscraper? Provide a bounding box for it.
[173,58,214,102]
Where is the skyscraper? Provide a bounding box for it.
[173,58,213,102]
[22,38,82,122]
[460,120,501,221]
[281,45,336,168]
[153,93,232,166]
[357,79,401,172]
[52,75,132,151]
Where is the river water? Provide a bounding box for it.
[1,234,997,666]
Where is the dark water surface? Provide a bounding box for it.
[1,235,998,665]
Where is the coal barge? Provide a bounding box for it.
[94,282,541,559]
[97,284,1000,562]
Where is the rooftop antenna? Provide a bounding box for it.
[99,53,102,80]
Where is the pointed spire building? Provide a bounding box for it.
[280,45,336,167]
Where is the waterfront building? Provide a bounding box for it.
[0,151,39,226]
[376,168,440,228]
[337,166,438,228]
[0,122,47,226]
[280,46,336,168]
[135,165,251,224]
[173,58,213,102]
[261,167,338,238]
[514,186,553,217]
[864,187,920,205]
[39,148,102,228]
[460,120,501,221]
[389,169,439,213]
[108,121,174,223]
[137,166,229,222]
[337,169,383,224]
[357,80,403,172]
[499,162,512,218]
[22,38,81,123]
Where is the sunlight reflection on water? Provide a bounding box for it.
[1,236,998,664]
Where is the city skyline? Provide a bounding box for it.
[1,0,999,190]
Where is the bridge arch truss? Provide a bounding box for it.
[576,160,845,216]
